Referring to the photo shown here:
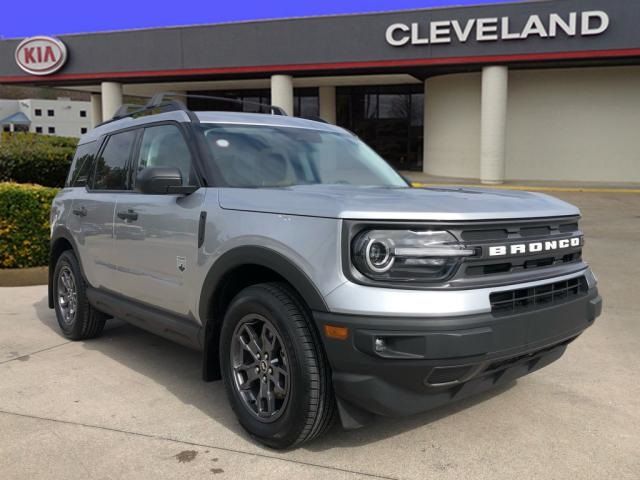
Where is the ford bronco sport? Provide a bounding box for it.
[49,94,602,449]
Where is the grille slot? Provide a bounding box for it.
[490,276,588,314]
[460,229,508,242]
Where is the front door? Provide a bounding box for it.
[111,123,205,317]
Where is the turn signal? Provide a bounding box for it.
[324,324,349,341]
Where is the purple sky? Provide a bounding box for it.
[0,0,522,39]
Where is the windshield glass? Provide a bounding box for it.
[197,124,408,188]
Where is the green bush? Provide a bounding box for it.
[0,132,77,188]
[0,182,58,268]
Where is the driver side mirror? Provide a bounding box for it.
[136,167,198,195]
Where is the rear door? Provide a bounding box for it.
[68,130,137,290]
[111,122,206,317]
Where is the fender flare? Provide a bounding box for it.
[199,245,329,322]
[198,245,329,381]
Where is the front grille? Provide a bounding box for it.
[490,276,588,314]
[456,217,584,279]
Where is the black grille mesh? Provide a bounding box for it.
[490,276,588,314]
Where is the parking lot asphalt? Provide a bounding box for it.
[1,192,639,480]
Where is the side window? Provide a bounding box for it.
[135,124,194,186]
[66,142,97,187]
[93,130,137,190]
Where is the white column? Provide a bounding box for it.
[101,82,123,122]
[90,94,102,128]
[271,75,294,116]
[480,66,509,184]
[319,86,336,124]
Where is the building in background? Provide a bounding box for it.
[0,0,638,183]
[0,98,92,137]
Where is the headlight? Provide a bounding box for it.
[351,230,475,283]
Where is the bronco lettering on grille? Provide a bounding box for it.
[488,237,582,257]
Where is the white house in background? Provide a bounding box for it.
[0,97,92,137]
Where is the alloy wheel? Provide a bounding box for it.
[57,266,78,325]
[230,314,291,422]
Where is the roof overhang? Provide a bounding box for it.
[1,0,638,86]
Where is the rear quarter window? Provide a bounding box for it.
[66,142,97,188]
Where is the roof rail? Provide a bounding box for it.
[98,91,288,126]
[111,103,147,120]
[150,92,288,117]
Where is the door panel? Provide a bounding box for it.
[110,123,205,317]
[112,190,206,316]
[67,190,116,289]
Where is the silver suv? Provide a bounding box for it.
[49,94,602,449]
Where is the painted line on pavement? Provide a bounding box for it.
[0,409,399,480]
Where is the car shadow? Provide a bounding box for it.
[34,294,516,451]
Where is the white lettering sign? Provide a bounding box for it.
[385,11,610,46]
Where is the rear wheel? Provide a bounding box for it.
[220,282,335,449]
[53,250,107,340]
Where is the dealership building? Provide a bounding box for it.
[0,0,638,184]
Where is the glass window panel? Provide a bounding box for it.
[93,130,136,190]
[410,93,425,126]
[136,125,194,186]
[68,142,97,187]
[379,94,409,119]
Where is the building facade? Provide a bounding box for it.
[0,98,92,137]
[0,0,638,183]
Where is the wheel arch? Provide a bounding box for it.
[199,246,329,381]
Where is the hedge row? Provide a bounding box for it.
[0,132,77,188]
[0,182,58,269]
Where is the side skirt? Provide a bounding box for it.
[86,287,202,351]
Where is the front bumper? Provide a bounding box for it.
[313,286,602,428]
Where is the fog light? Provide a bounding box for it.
[374,337,386,353]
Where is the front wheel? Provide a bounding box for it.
[220,282,335,449]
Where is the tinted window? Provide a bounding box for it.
[93,130,137,190]
[67,142,97,187]
[198,124,406,188]
[135,124,194,186]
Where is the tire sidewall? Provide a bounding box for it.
[53,251,89,339]
[220,286,316,448]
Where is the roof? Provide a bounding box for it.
[80,110,346,144]
[0,111,30,125]
[195,111,345,133]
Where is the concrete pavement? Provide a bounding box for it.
[1,192,639,479]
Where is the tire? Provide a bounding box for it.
[220,282,335,449]
[53,250,107,340]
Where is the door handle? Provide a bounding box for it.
[117,209,138,222]
[72,206,87,217]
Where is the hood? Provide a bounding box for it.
[218,185,580,221]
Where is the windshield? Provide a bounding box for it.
[197,124,408,188]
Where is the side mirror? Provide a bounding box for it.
[136,167,198,195]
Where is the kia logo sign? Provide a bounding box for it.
[15,36,67,76]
